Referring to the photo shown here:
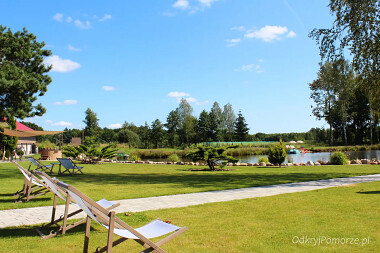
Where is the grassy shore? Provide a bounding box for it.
[112,144,380,159]
[1,162,379,210]
[0,181,378,252]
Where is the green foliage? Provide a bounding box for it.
[83,108,102,138]
[0,26,52,119]
[309,0,380,144]
[62,144,118,163]
[268,140,287,167]
[118,128,141,148]
[16,150,24,159]
[167,154,180,163]
[0,116,18,158]
[258,156,269,164]
[186,145,238,170]
[150,119,165,148]
[330,151,349,165]
[4,150,11,158]
[83,136,100,147]
[129,154,141,161]
[234,110,249,141]
[37,140,56,149]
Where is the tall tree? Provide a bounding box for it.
[234,110,249,141]
[196,110,211,142]
[165,109,180,147]
[83,108,101,138]
[150,119,165,148]
[309,0,380,144]
[310,59,355,145]
[138,122,151,149]
[177,99,195,146]
[0,26,52,119]
[177,98,193,124]
[211,102,223,128]
[222,103,236,141]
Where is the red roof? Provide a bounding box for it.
[16,121,34,131]
[1,118,34,131]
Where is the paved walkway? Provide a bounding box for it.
[1,174,380,228]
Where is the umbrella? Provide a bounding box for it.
[289,141,296,144]
[297,140,304,144]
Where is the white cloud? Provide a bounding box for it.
[68,44,81,52]
[286,30,297,38]
[226,38,241,47]
[102,86,116,91]
[186,97,197,103]
[53,13,63,22]
[66,16,73,23]
[99,14,112,22]
[44,55,81,73]
[236,64,264,73]
[168,91,208,105]
[231,26,245,31]
[173,0,189,9]
[54,100,78,105]
[107,123,122,129]
[51,121,72,127]
[45,120,53,124]
[245,25,289,42]
[199,0,217,8]
[74,19,91,29]
[168,91,190,98]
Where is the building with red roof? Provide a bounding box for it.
[16,121,37,155]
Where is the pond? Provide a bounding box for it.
[238,150,380,164]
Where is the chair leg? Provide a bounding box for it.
[84,216,91,253]
[51,195,58,224]
[62,195,71,234]
[107,211,116,252]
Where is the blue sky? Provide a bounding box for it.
[1,0,334,133]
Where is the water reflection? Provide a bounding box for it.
[239,150,380,164]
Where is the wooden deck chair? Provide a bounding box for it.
[34,171,120,240]
[27,157,53,174]
[57,181,187,253]
[57,158,84,176]
[12,161,50,202]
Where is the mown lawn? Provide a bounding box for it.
[0,181,378,252]
[0,162,379,211]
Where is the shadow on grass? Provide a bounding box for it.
[357,191,380,194]
[0,223,98,238]
[0,197,51,203]
[59,171,370,190]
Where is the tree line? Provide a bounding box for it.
[58,99,250,148]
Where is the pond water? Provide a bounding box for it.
[238,150,380,164]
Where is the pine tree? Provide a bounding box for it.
[0,26,52,119]
[234,110,249,141]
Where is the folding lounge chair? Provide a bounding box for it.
[57,181,188,253]
[27,157,53,174]
[12,161,50,202]
[57,158,84,176]
[34,171,120,240]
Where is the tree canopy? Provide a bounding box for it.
[0,26,52,119]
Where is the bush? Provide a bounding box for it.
[167,154,180,163]
[268,140,287,167]
[258,156,269,163]
[129,155,141,161]
[16,150,24,159]
[4,150,11,158]
[330,152,348,165]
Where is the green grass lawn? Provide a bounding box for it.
[0,181,378,252]
[0,162,379,210]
